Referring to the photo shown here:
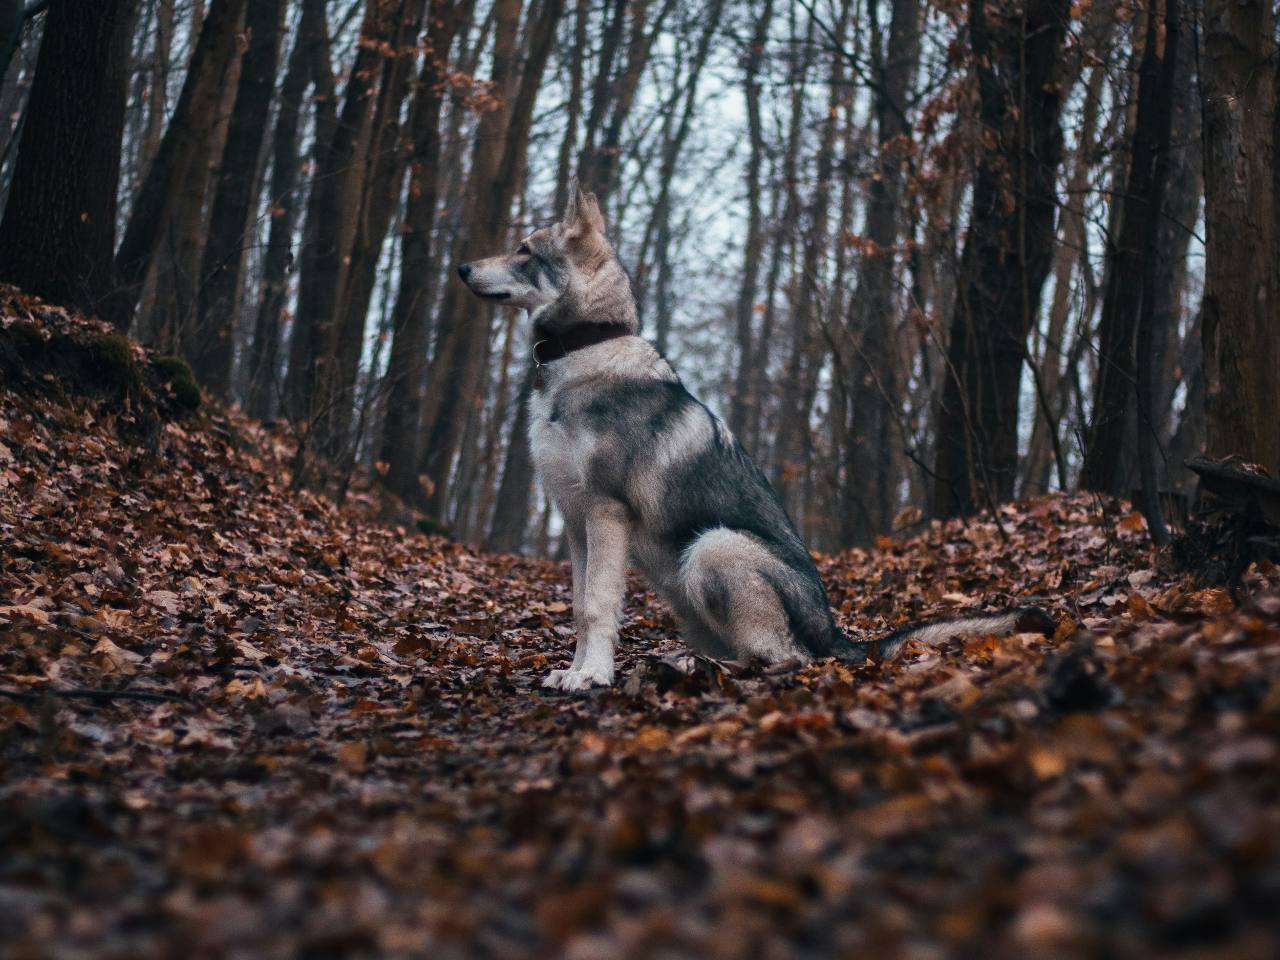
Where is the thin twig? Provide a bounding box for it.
[0,686,191,704]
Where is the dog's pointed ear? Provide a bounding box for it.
[561,178,582,228]
[579,190,606,237]
[561,179,607,245]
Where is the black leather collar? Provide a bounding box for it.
[532,323,633,366]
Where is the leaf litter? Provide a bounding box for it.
[2,295,1280,958]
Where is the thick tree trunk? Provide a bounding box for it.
[380,0,468,499]
[1149,4,1200,494]
[110,0,247,331]
[931,0,1069,518]
[0,0,136,317]
[191,0,286,398]
[1200,0,1279,476]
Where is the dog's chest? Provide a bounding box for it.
[528,385,592,512]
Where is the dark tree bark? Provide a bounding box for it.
[1081,0,1179,509]
[192,0,287,398]
[931,0,1069,518]
[773,0,851,510]
[843,0,920,544]
[417,0,563,523]
[1022,49,1107,497]
[1200,0,1279,476]
[0,0,136,317]
[727,0,772,440]
[576,0,671,206]
[110,0,247,331]
[380,0,469,500]
[247,0,331,419]
[0,0,26,83]
[642,0,725,352]
[326,0,429,451]
[286,0,398,437]
[486,0,586,552]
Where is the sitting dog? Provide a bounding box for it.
[458,183,1050,690]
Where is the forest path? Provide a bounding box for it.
[3,293,1280,959]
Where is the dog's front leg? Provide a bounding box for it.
[543,499,627,690]
[542,522,588,688]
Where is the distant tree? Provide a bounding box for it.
[286,0,410,449]
[192,0,287,398]
[380,0,470,500]
[246,0,333,419]
[727,0,773,442]
[843,0,921,544]
[417,0,564,523]
[0,0,136,317]
[773,0,851,512]
[110,0,248,331]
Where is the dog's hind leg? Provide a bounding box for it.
[680,527,802,665]
[543,499,629,690]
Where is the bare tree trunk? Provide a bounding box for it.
[380,0,469,499]
[843,0,920,544]
[247,0,331,420]
[643,0,724,353]
[931,0,1069,518]
[286,0,399,447]
[748,3,811,459]
[193,0,287,398]
[0,0,136,318]
[1082,0,1179,510]
[728,0,772,439]
[773,0,851,511]
[417,0,563,523]
[577,0,671,207]
[552,0,588,216]
[1149,4,1200,497]
[327,0,428,453]
[1200,0,1279,476]
[487,0,585,552]
[1022,47,1107,497]
[110,0,248,331]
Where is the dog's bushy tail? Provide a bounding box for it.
[839,606,1055,663]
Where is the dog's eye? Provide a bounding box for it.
[517,243,531,255]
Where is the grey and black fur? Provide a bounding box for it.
[458,182,1052,690]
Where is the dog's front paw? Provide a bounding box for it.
[542,666,613,691]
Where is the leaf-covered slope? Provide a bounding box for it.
[3,297,1280,959]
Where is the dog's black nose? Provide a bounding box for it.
[457,263,472,281]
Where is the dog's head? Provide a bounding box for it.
[457,183,635,332]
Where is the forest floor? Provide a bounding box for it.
[3,290,1280,959]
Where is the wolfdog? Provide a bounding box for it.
[458,183,1052,690]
